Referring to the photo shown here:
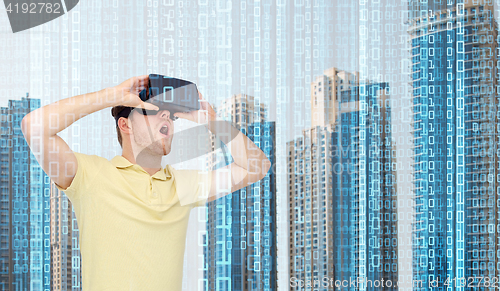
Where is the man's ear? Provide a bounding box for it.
[118,117,132,135]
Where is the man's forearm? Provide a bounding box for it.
[206,119,270,174]
[21,88,117,138]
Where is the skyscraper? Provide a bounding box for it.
[0,96,51,291]
[287,124,336,289]
[215,94,267,129]
[288,68,396,289]
[204,94,277,290]
[311,68,359,128]
[331,83,397,289]
[409,2,499,288]
[50,184,81,290]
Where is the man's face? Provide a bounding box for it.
[128,109,174,157]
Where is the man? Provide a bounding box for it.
[21,75,271,290]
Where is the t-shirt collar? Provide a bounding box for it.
[110,155,171,180]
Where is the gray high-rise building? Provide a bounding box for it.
[287,124,336,289]
[310,68,359,128]
[288,68,397,290]
[50,184,81,290]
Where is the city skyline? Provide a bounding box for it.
[4,0,500,290]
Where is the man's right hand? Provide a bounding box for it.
[21,75,157,190]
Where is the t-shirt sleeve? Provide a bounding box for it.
[170,167,212,207]
[54,152,104,202]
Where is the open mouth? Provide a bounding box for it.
[159,124,169,136]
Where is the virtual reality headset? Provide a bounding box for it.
[112,74,200,123]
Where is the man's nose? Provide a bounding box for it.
[159,110,171,120]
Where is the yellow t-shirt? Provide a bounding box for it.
[55,152,211,291]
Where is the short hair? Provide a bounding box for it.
[115,125,123,147]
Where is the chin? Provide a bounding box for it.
[161,147,172,156]
[135,140,171,157]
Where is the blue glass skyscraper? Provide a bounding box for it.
[330,83,397,290]
[409,2,499,289]
[205,121,276,291]
[0,96,51,291]
[205,94,276,290]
